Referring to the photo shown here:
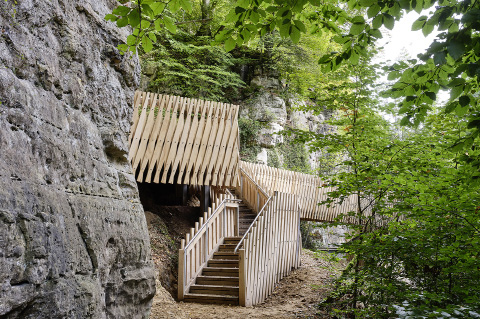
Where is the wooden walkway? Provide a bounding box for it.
[241,161,370,224]
[128,91,240,187]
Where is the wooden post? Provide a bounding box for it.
[239,249,248,306]
[200,185,210,214]
[178,246,185,300]
[175,183,188,205]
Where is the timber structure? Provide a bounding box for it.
[128,91,384,307]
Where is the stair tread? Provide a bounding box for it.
[197,275,239,280]
[191,284,239,288]
[185,293,238,299]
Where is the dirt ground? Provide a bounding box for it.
[149,249,344,319]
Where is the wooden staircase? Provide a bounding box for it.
[183,237,241,305]
[182,190,257,305]
[230,188,256,236]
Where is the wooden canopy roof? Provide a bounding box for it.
[128,91,240,187]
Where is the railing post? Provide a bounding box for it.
[178,239,185,300]
[205,226,209,264]
[257,191,260,213]
[240,174,244,197]
[223,203,227,237]
[239,248,247,306]
[236,203,240,236]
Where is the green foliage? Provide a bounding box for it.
[142,30,245,102]
[238,117,263,162]
[290,48,480,316]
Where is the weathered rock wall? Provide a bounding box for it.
[0,1,155,318]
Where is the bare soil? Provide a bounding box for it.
[149,247,344,319]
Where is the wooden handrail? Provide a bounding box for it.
[233,194,274,254]
[238,192,301,306]
[239,167,269,198]
[178,192,240,300]
[183,197,241,251]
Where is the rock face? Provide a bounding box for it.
[241,75,332,169]
[0,1,155,318]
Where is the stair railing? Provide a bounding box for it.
[178,192,240,300]
[236,192,301,306]
[237,167,270,214]
[234,168,302,306]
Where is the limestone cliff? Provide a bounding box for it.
[0,1,155,318]
[239,73,333,172]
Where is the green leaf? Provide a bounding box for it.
[412,16,427,31]
[455,104,469,116]
[352,16,365,24]
[370,28,382,38]
[433,51,446,65]
[422,23,434,36]
[294,20,306,32]
[148,32,157,42]
[180,0,192,12]
[445,101,458,113]
[383,14,394,30]
[141,19,150,29]
[400,116,411,126]
[105,14,118,22]
[279,21,290,38]
[290,26,301,43]
[142,35,153,52]
[372,15,383,29]
[117,16,129,27]
[425,92,436,101]
[359,0,375,7]
[350,22,365,35]
[367,4,381,18]
[448,21,459,33]
[128,9,141,27]
[447,41,465,60]
[169,0,182,13]
[225,37,236,52]
[127,34,137,46]
[164,16,177,33]
[350,49,359,65]
[450,85,463,100]
[141,4,154,18]
[467,119,480,129]
[112,5,131,16]
[151,3,166,15]
[459,95,471,107]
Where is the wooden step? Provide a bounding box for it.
[202,267,239,276]
[212,252,239,260]
[184,293,239,305]
[207,259,239,268]
[189,284,239,296]
[218,244,238,252]
[223,237,242,244]
[196,275,239,285]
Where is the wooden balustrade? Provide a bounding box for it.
[240,161,378,224]
[178,192,240,300]
[237,192,301,306]
[236,167,269,214]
